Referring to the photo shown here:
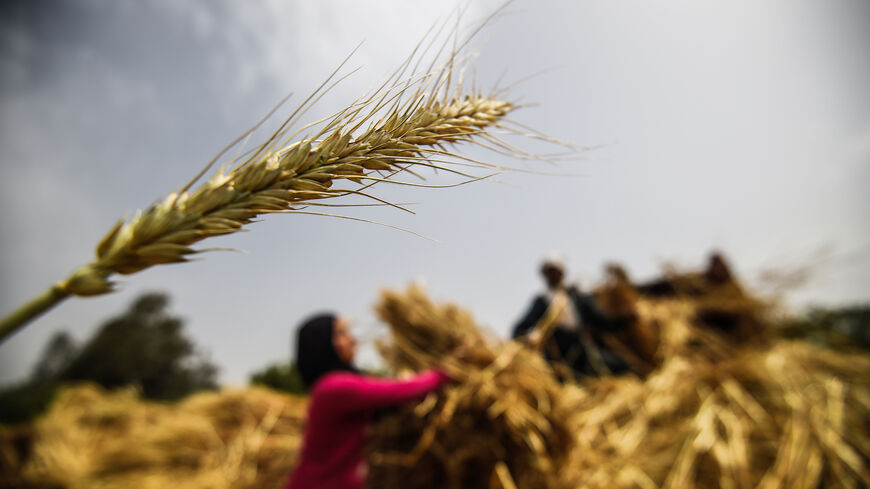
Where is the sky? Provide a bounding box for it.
[1,0,868,387]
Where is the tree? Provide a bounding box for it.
[31,331,77,382]
[776,304,870,351]
[61,292,218,400]
[250,362,306,395]
[0,292,218,424]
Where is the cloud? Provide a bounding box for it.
[0,20,35,89]
[145,1,505,100]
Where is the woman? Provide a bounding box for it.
[283,313,449,489]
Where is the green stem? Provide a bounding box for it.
[0,284,70,344]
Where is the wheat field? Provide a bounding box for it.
[3,259,868,489]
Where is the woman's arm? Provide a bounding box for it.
[314,370,449,414]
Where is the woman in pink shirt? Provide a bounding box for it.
[282,313,450,489]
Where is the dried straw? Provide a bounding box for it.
[563,297,870,489]
[368,272,870,489]
[3,265,869,489]
[1,384,306,489]
[369,285,578,489]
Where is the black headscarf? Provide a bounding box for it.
[295,313,357,389]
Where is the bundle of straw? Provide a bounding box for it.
[368,277,870,489]
[1,384,307,489]
[4,265,868,489]
[563,297,870,489]
[370,285,578,489]
[592,255,771,372]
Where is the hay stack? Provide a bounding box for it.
[1,384,306,489]
[593,254,771,373]
[370,285,578,489]
[3,260,868,489]
[370,283,870,489]
[565,298,870,488]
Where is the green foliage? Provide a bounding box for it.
[249,362,306,395]
[31,331,77,382]
[61,293,218,400]
[0,292,218,424]
[0,380,58,425]
[776,304,870,351]
[0,331,75,424]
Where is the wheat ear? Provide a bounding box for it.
[0,56,527,343]
[0,1,554,342]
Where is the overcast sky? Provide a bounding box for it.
[1,0,868,386]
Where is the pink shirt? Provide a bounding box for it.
[283,370,449,489]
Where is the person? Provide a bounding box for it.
[511,254,630,378]
[283,313,449,489]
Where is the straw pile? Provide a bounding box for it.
[371,285,579,489]
[369,279,870,489]
[3,260,868,489]
[0,384,306,489]
[564,298,870,489]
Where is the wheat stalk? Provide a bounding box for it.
[63,93,513,294]
[0,19,551,343]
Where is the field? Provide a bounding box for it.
[2,257,869,489]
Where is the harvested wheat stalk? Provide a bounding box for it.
[368,279,870,489]
[566,261,870,488]
[2,384,307,489]
[4,264,868,489]
[370,285,578,489]
[562,325,870,488]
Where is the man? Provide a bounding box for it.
[512,255,629,378]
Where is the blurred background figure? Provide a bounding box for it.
[283,313,449,489]
[511,254,630,379]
